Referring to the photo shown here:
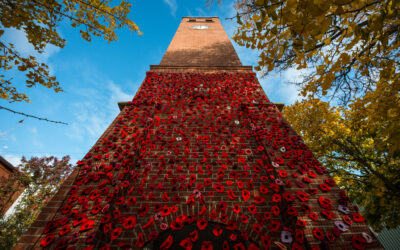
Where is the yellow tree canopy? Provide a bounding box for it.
[283,98,400,231]
[234,0,400,157]
[0,0,140,103]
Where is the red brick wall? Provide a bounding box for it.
[16,18,382,250]
[0,158,24,216]
[160,17,242,67]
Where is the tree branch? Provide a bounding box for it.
[333,137,400,197]
[0,105,68,125]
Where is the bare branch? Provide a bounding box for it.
[0,105,68,125]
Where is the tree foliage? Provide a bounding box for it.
[233,0,400,157]
[0,156,73,249]
[283,98,400,231]
[0,0,140,103]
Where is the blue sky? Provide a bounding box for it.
[0,0,303,166]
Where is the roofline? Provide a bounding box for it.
[0,155,17,173]
[182,16,220,19]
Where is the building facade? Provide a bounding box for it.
[0,156,23,216]
[17,17,381,249]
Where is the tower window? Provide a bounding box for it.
[205,19,213,22]
[188,18,196,22]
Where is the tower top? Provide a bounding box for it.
[159,17,242,67]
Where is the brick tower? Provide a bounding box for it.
[17,17,382,249]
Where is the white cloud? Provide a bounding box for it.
[66,79,132,143]
[3,145,8,149]
[163,0,178,16]
[108,81,132,104]
[2,28,60,63]
[3,154,22,167]
[258,68,308,105]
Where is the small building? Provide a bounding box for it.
[0,156,23,216]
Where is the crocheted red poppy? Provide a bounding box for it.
[318,196,332,209]
[40,233,55,247]
[213,183,224,192]
[241,214,249,224]
[308,170,317,178]
[259,185,269,194]
[254,195,265,204]
[295,229,304,244]
[253,223,262,234]
[111,227,122,241]
[61,204,72,214]
[204,178,212,186]
[352,212,366,222]
[138,204,149,216]
[201,241,213,250]
[226,220,237,231]
[319,183,331,192]
[292,242,304,250]
[172,195,180,203]
[268,220,280,232]
[307,188,318,195]
[148,232,159,242]
[80,220,94,232]
[242,189,251,201]
[197,219,208,230]
[271,205,280,216]
[160,235,173,249]
[287,206,298,216]
[59,224,71,236]
[296,190,309,202]
[237,180,244,189]
[228,189,237,199]
[272,194,281,202]
[261,235,271,248]
[143,217,154,229]
[223,240,230,250]
[101,214,111,224]
[43,220,59,234]
[343,215,353,225]
[263,211,271,220]
[352,234,367,250]
[274,157,284,164]
[321,209,336,220]
[302,176,311,183]
[233,204,241,213]
[212,225,223,237]
[171,220,184,230]
[248,205,258,214]
[326,231,335,242]
[179,237,193,250]
[278,170,288,178]
[55,239,68,249]
[309,212,318,221]
[190,230,199,242]
[103,222,112,234]
[312,227,324,240]
[209,209,217,219]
